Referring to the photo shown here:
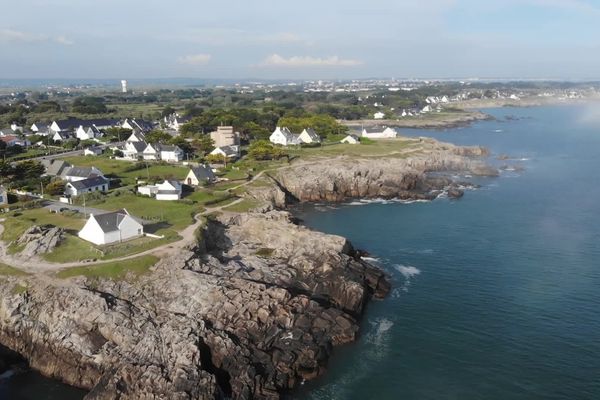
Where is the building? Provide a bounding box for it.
[42,159,72,177]
[298,128,321,144]
[373,112,385,119]
[164,113,191,131]
[126,131,146,142]
[341,134,360,144]
[76,125,102,140]
[50,118,119,134]
[121,80,128,93]
[0,186,7,207]
[138,180,182,201]
[62,166,105,182]
[210,126,240,148]
[122,118,153,133]
[122,141,147,160]
[84,146,103,156]
[0,135,29,147]
[78,209,143,245]
[269,126,299,146]
[65,176,109,196]
[30,122,49,133]
[185,165,216,186]
[209,145,240,160]
[157,144,184,162]
[361,127,397,139]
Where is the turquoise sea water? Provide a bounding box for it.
[293,105,600,400]
[2,105,599,399]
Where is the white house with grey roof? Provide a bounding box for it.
[298,128,321,144]
[78,209,144,245]
[137,180,182,200]
[65,176,109,196]
[209,145,240,160]
[62,166,105,182]
[269,127,300,146]
[185,165,216,186]
[361,127,397,139]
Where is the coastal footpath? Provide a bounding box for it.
[0,138,497,399]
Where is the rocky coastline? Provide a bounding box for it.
[0,138,496,399]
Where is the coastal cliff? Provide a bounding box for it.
[250,140,497,206]
[0,211,389,399]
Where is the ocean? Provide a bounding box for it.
[292,105,600,400]
[2,105,599,399]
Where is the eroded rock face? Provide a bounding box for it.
[0,212,389,399]
[15,225,65,256]
[259,142,497,204]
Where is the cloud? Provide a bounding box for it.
[177,53,212,65]
[260,54,364,67]
[0,28,74,45]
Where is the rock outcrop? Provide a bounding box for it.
[260,142,496,204]
[15,225,65,256]
[0,212,389,399]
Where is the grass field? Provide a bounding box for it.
[0,209,86,243]
[223,198,262,213]
[63,156,189,186]
[286,138,417,159]
[0,263,29,276]
[55,255,159,281]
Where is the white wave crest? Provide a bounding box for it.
[395,265,421,279]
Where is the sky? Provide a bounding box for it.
[2,0,600,80]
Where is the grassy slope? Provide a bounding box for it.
[55,255,159,280]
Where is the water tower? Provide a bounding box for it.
[121,80,128,93]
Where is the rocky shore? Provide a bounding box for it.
[249,140,497,207]
[0,137,496,399]
[0,211,389,399]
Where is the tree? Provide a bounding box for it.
[145,129,172,144]
[247,140,286,160]
[161,106,176,118]
[169,136,193,156]
[104,127,132,142]
[45,180,65,196]
[190,136,215,156]
[72,96,108,114]
[277,114,347,138]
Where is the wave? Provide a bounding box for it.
[395,265,421,279]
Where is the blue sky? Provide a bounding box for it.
[2,0,600,79]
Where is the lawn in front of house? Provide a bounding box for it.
[55,255,159,281]
[286,138,417,159]
[0,208,86,243]
[63,156,189,186]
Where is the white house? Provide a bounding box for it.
[65,176,109,196]
[158,144,183,162]
[209,145,240,160]
[341,134,360,144]
[0,135,29,147]
[269,126,299,146]
[361,127,397,139]
[76,125,102,140]
[164,114,191,131]
[156,180,182,201]
[421,105,433,113]
[84,146,103,156]
[62,166,105,182]
[52,131,72,142]
[122,141,147,160]
[122,118,153,133]
[142,143,160,160]
[298,128,321,144]
[185,165,216,186]
[373,111,385,119]
[138,180,182,200]
[30,122,49,133]
[78,209,144,245]
[126,131,146,143]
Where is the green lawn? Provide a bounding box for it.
[0,209,85,243]
[0,263,29,276]
[222,198,262,213]
[63,156,189,186]
[55,255,159,281]
[286,138,417,159]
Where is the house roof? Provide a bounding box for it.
[68,176,108,190]
[54,118,119,131]
[213,145,239,156]
[0,135,18,143]
[190,165,215,181]
[62,166,103,178]
[128,141,147,153]
[43,159,72,176]
[156,144,181,152]
[91,209,131,233]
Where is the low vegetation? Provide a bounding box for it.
[55,255,159,281]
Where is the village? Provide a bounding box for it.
[0,107,412,275]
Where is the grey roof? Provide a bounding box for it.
[92,209,130,233]
[129,141,147,153]
[62,166,103,178]
[68,176,108,191]
[157,144,181,152]
[44,160,72,176]
[190,165,215,181]
[54,118,119,131]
